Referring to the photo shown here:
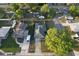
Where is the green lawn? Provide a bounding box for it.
[0,30,21,53]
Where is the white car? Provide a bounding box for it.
[24,35,30,42]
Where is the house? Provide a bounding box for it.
[14,22,28,38]
[0,27,10,46]
[34,23,46,39]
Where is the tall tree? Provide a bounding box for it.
[45,27,73,55]
[10,4,20,12]
[76,6,79,16]
[69,5,76,16]
[40,4,49,15]
[15,9,23,21]
[48,8,56,18]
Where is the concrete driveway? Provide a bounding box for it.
[16,38,30,56]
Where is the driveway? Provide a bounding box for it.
[16,38,30,56]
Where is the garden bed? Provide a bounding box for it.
[0,29,21,53]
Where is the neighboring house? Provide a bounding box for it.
[0,11,16,46]
[0,11,16,28]
[34,23,47,39]
[0,27,10,46]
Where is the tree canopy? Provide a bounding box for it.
[15,9,23,20]
[10,4,20,12]
[45,27,74,55]
[48,8,56,18]
[69,5,79,16]
[40,4,49,14]
[69,5,76,16]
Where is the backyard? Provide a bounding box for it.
[0,29,21,53]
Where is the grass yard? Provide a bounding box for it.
[0,29,21,53]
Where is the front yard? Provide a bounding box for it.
[0,29,21,53]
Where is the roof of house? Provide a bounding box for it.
[0,27,10,37]
[35,23,46,38]
[19,22,27,29]
[16,22,27,31]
